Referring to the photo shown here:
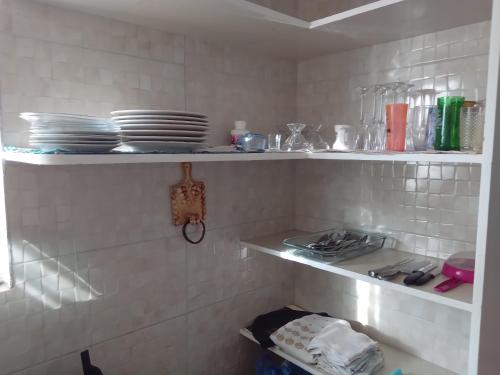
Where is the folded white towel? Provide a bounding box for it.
[317,348,384,375]
[270,314,346,364]
[308,320,379,367]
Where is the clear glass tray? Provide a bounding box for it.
[283,229,386,264]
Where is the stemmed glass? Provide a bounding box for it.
[367,84,386,151]
[282,123,311,152]
[375,84,388,151]
[357,87,370,151]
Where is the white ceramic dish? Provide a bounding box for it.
[30,134,119,141]
[29,143,119,152]
[111,109,206,118]
[31,140,120,145]
[30,129,119,136]
[120,130,207,137]
[112,115,208,123]
[121,136,205,142]
[118,124,209,131]
[21,112,111,125]
[121,141,205,152]
[114,119,209,126]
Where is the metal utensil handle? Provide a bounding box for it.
[368,258,413,278]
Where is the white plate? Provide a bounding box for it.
[120,130,207,137]
[118,124,209,131]
[121,141,204,152]
[29,143,119,152]
[114,119,209,126]
[111,109,206,118]
[121,136,205,142]
[112,115,208,123]
[30,134,119,141]
[21,112,111,125]
[31,140,120,145]
[30,129,119,136]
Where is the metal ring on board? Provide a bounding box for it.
[182,220,206,244]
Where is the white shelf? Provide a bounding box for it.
[0,151,307,165]
[34,0,492,59]
[308,151,484,164]
[1,151,484,165]
[241,231,473,312]
[241,317,456,375]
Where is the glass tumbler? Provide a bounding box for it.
[385,83,412,152]
[412,106,434,151]
[435,96,465,151]
[460,105,485,152]
[267,134,282,151]
[386,104,408,151]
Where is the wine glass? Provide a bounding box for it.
[357,86,370,151]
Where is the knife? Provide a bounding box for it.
[404,264,436,285]
[377,260,430,281]
[415,269,440,286]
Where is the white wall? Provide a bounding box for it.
[0,0,491,373]
[293,21,490,373]
[0,0,297,374]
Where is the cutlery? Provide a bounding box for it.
[403,264,436,285]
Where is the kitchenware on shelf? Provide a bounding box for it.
[408,89,437,150]
[368,258,414,278]
[411,106,435,151]
[111,109,209,152]
[376,260,431,281]
[413,268,440,286]
[385,82,413,151]
[307,124,330,151]
[357,86,370,151]
[403,263,437,285]
[460,102,485,152]
[434,96,465,151]
[111,109,206,118]
[281,123,311,152]
[332,125,355,151]
[366,84,386,151]
[238,133,267,152]
[434,251,475,292]
[267,133,282,151]
[283,229,386,264]
[20,112,120,153]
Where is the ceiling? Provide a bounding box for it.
[32,0,492,60]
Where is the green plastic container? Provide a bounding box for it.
[434,96,465,151]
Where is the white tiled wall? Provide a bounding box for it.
[292,21,489,374]
[0,0,296,147]
[2,161,295,375]
[296,160,480,259]
[0,0,297,374]
[297,21,490,136]
[294,267,471,373]
[0,0,491,374]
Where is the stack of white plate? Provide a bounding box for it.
[111,109,209,152]
[21,112,120,152]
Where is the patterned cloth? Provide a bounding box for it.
[270,314,345,364]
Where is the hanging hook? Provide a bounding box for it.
[182,219,206,244]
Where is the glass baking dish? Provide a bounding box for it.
[283,229,386,264]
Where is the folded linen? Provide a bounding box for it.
[270,314,345,364]
[308,320,379,368]
[316,348,384,375]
